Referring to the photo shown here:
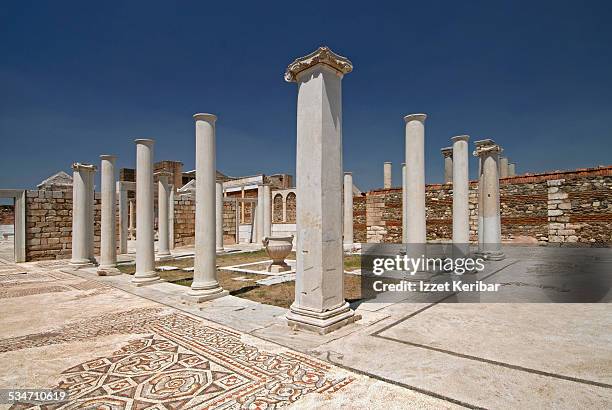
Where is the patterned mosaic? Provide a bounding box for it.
[8,312,354,409]
[0,285,70,299]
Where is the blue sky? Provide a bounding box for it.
[1,0,611,193]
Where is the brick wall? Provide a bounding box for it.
[353,196,366,242]
[173,198,195,247]
[24,189,103,261]
[363,166,612,246]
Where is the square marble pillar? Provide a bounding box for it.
[284,46,356,334]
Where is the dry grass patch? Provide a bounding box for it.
[117,250,362,309]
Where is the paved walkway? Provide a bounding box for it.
[0,254,455,409]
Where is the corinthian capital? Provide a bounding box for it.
[285,46,353,82]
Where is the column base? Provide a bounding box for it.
[216,247,225,253]
[70,259,96,269]
[286,302,357,335]
[131,273,160,287]
[182,286,228,303]
[97,265,121,276]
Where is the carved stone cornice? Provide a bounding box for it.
[285,46,353,82]
[473,142,501,157]
[72,163,97,172]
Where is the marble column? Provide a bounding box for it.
[87,170,95,262]
[451,136,470,246]
[185,113,227,302]
[508,163,516,177]
[474,139,492,249]
[70,163,96,267]
[383,162,392,189]
[129,199,135,240]
[474,140,505,260]
[284,46,355,334]
[263,184,272,239]
[169,187,175,250]
[402,163,407,243]
[255,184,265,244]
[404,113,427,244]
[216,182,224,252]
[156,171,172,260]
[98,155,119,274]
[441,147,453,184]
[500,156,509,178]
[117,182,128,254]
[343,172,353,248]
[133,139,159,285]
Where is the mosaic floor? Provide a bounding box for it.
[0,258,358,409]
[0,255,462,410]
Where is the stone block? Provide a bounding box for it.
[548,210,563,216]
[549,192,568,200]
[558,203,572,210]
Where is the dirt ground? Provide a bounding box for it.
[118,250,362,309]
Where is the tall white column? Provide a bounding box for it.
[70,163,96,267]
[98,155,119,274]
[185,114,227,302]
[474,139,493,248]
[216,182,224,252]
[263,184,272,239]
[508,163,516,177]
[156,171,171,260]
[255,184,265,244]
[474,140,505,260]
[133,139,159,285]
[169,187,175,250]
[129,199,135,240]
[402,163,407,243]
[284,46,355,334]
[441,147,453,184]
[117,182,128,254]
[343,172,354,248]
[451,136,470,245]
[87,170,95,262]
[404,113,427,244]
[500,157,509,178]
[383,162,392,189]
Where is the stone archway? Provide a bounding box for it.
[285,192,296,223]
[273,194,283,223]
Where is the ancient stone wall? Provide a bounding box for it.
[24,189,102,261]
[364,166,612,245]
[353,196,367,243]
[173,198,195,247]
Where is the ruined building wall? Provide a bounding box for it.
[0,205,14,225]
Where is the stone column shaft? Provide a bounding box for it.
[98,155,119,274]
[185,113,227,302]
[255,184,265,244]
[451,137,470,245]
[508,163,516,177]
[87,170,95,261]
[383,162,392,189]
[117,183,128,254]
[441,147,453,184]
[404,114,427,244]
[474,140,504,260]
[284,46,355,334]
[169,188,175,250]
[263,184,272,239]
[156,172,171,259]
[343,172,354,247]
[216,182,224,251]
[133,139,159,285]
[129,199,135,240]
[70,163,96,266]
[500,157,509,178]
